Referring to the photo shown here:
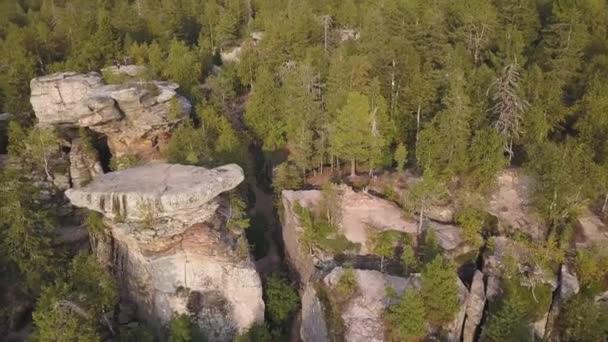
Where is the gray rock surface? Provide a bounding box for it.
[66,163,244,241]
[560,265,579,301]
[323,267,421,342]
[30,72,191,159]
[300,284,329,342]
[488,169,545,239]
[463,271,486,342]
[66,163,263,341]
[69,138,104,188]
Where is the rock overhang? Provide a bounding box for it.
[66,163,244,221]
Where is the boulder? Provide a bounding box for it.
[560,265,579,301]
[30,72,191,160]
[323,267,421,342]
[463,271,486,342]
[488,169,545,239]
[66,163,263,341]
[69,138,104,188]
[575,209,608,247]
[221,46,242,63]
[428,222,474,259]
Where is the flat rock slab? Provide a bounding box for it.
[66,163,244,221]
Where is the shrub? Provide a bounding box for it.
[110,154,141,171]
[558,293,608,342]
[480,296,532,342]
[575,244,608,292]
[102,69,129,84]
[264,274,300,325]
[335,267,358,299]
[85,211,106,237]
[168,314,193,342]
[234,323,272,342]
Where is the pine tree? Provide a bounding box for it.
[394,143,407,172]
[245,66,285,150]
[421,256,459,327]
[386,288,427,341]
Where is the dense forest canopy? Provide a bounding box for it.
[1,0,608,341]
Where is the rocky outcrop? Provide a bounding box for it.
[575,208,608,247]
[428,221,474,259]
[30,72,191,159]
[281,186,418,281]
[323,267,421,342]
[65,163,264,340]
[488,169,545,239]
[69,138,104,188]
[463,271,486,342]
[560,265,579,301]
[300,284,329,342]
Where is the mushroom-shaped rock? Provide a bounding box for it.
[66,163,263,341]
[66,163,244,241]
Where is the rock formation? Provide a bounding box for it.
[69,138,104,188]
[463,271,486,342]
[323,267,421,342]
[488,169,546,239]
[30,72,191,160]
[66,163,264,340]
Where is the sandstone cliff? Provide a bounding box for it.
[30,72,191,160]
[66,163,264,340]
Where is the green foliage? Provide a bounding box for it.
[455,204,486,248]
[575,244,608,292]
[335,267,358,299]
[558,293,608,342]
[234,323,272,342]
[101,69,128,84]
[0,170,62,293]
[400,244,419,274]
[110,154,142,171]
[227,192,250,232]
[167,97,184,121]
[169,314,194,342]
[32,254,118,341]
[272,163,303,193]
[385,288,427,342]
[421,229,441,265]
[394,142,408,171]
[480,295,532,342]
[264,274,300,325]
[85,211,106,237]
[294,203,358,255]
[420,256,459,326]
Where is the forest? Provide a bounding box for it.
[1,0,608,341]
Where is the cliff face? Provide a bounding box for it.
[66,163,264,340]
[30,72,191,159]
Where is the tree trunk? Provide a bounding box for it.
[415,104,421,148]
[602,193,608,214]
[330,154,334,173]
[380,256,384,273]
[418,205,424,235]
[351,159,356,177]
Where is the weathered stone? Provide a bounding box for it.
[488,169,546,239]
[66,163,263,341]
[221,46,242,63]
[446,278,469,342]
[69,138,104,188]
[102,65,146,79]
[30,72,191,159]
[323,268,421,342]
[426,204,456,223]
[300,284,329,342]
[560,265,579,301]
[66,163,244,241]
[463,271,486,342]
[575,209,608,247]
[281,187,418,281]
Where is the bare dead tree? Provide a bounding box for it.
[489,63,529,161]
[320,15,333,55]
